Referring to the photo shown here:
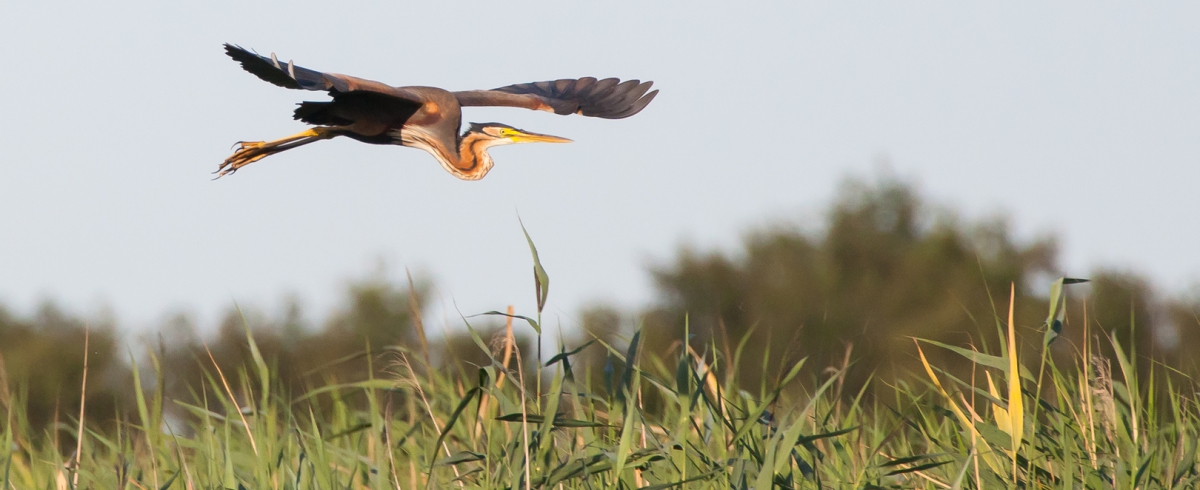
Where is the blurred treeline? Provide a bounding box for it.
[3,174,1199,434]
[0,274,532,434]
[616,176,1200,399]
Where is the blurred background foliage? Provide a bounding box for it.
[3,174,1198,435]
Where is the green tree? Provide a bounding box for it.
[0,302,129,434]
[642,175,1058,391]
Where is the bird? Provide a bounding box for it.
[217,44,658,180]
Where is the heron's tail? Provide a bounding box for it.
[293,102,352,126]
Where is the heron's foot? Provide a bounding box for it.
[215,141,272,178]
[214,128,335,179]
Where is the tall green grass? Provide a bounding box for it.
[2,244,1198,489]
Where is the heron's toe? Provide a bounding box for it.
[235,141,267,150]
[215,146,268,178]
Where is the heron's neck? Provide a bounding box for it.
[398,128,495,180]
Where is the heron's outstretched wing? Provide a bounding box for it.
[224,44,423,102]
[454,78,658,119]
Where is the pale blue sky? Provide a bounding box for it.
[1,2,1197,331]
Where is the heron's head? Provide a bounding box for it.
[465,122,573,146]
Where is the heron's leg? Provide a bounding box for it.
[216,127,338,178]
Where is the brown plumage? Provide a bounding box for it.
[218,44,658,180]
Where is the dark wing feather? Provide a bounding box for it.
[453,77,658,119]
[224,44,337,91]
[223,44,424,103]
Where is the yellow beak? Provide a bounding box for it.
[511,130,573,144]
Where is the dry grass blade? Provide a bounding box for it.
[406,268,431,371]
[72,325,88,488]
[202,341,258,457]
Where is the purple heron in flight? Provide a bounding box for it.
[217,44,658,180]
